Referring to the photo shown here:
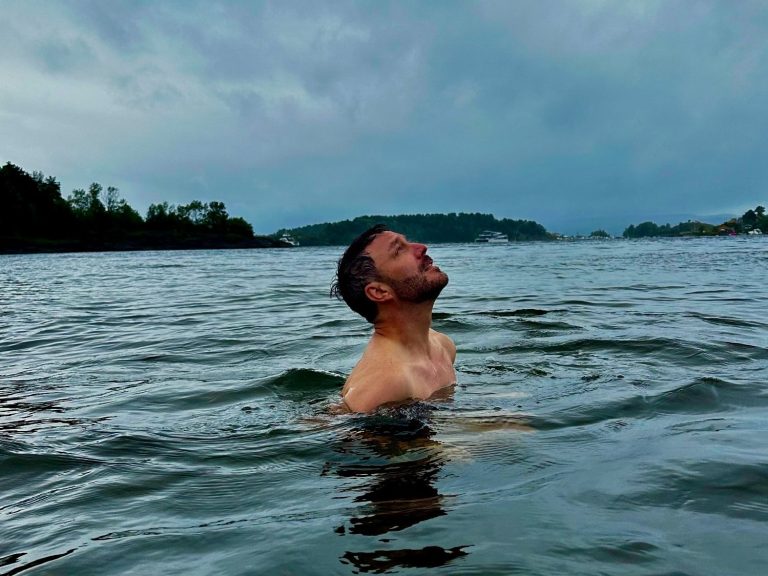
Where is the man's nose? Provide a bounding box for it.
[412,242,427,257]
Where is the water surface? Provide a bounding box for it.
[2,238,767,575]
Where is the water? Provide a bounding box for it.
[1,238,767,575]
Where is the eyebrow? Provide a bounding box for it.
[387,235,406,256]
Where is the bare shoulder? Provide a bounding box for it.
[342,357,410,413]
[431,329,456,362]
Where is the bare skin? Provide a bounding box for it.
[341,231,457,413]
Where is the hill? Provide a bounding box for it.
[276,213,550,246]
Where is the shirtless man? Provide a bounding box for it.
[331,225,456,412]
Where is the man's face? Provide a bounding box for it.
[366,231,448,303]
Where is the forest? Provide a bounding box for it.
[277,213,550,246]
[0,162,282,253]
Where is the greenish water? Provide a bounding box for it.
[1,238,767,575]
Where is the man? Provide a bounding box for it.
[331,224,456,412]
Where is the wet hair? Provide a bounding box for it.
[330,224,388,323]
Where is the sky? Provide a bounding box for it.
[2,0,767,235]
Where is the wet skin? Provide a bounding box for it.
[342,232,456,413]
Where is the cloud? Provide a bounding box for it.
[1,0,767,233]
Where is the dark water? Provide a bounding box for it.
[2,238,767,575]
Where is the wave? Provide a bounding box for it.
[622,460,768,521]
[435,308,556,320]
[687,311,768,329]
[500,336,725,362]
[535,377,761,430]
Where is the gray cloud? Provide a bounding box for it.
[1,0,767,234]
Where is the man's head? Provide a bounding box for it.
[331,225,448,323]
[330,224,386,323]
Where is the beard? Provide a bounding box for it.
[385,267,449,304]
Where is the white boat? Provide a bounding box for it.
[279,233,300,246]
[475,230,509,243]
[747,229,763,235]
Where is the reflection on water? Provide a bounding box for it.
[329,408,470,572]
[340,545,469,574]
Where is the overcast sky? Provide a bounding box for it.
[2,1,767,234]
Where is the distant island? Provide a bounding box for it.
[622,208,766,238]
[0,162,286,254]
[276,213,549,246]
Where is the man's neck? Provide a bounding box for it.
[372,301,434,353]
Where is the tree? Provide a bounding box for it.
[742,209,757,228]
[184,200,206,225]
[63,183,109,237]
[146,202,169,221]
[104,186,121,212]
[623,221,661,238]
[87,182,106,218]
[145,202,173,230]
[1,162,73,239]
[204,201,229,232]
[98,186,142,232]
[227,216,254,238]
[67,188,90,216]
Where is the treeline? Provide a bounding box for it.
[278,213,550,246]
[623,206,767,238]
[0,162,282,253]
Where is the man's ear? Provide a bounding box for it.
[364,281,393,303]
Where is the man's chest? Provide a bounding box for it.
[408,356,456,398]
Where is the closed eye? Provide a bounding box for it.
[388,235,408,257]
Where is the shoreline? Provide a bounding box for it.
[0,236,290,255]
